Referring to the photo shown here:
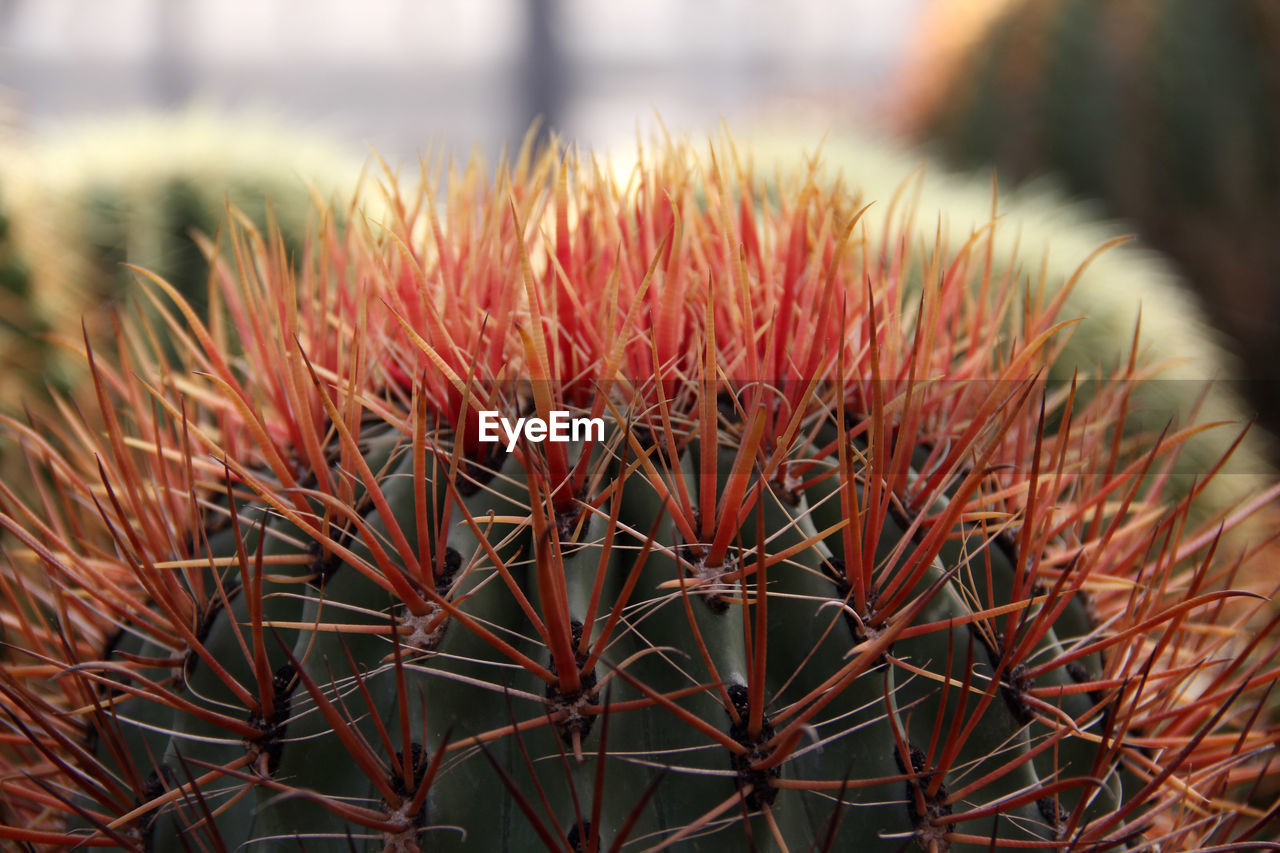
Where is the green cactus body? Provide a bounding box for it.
[1,138,1277,851]
[907,0,1280,433]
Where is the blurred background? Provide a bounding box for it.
[0,0,928,158]
[0,0,929,424]
[1,0,1277,450]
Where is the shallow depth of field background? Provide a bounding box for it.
[0,0,928,159]
[6,0,1277,439]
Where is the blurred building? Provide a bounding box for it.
[0,0,926,159]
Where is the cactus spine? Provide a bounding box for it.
[1,137,1278,851]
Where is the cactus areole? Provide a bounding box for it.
[1,137,1278,852]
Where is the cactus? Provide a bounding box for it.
[901,0,1280,433]
[1,137,1278,851]
[0,188,45,384]
[0,110,363,414]
[733,129,1272,530]
[0,203,38,375]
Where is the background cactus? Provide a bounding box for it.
[734,129,1271,530]
[0,203,38,384]
[900,0,1280,434]
[0,110,363,414]
[2,137,1278,851]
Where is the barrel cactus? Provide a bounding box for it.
[901,0,1280,432]
[1,137,1277,851]
[0,110,362,414]
[734,129,1273,526]
[0,203,37,379]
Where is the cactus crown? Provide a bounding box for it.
[1,136,1278,851]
